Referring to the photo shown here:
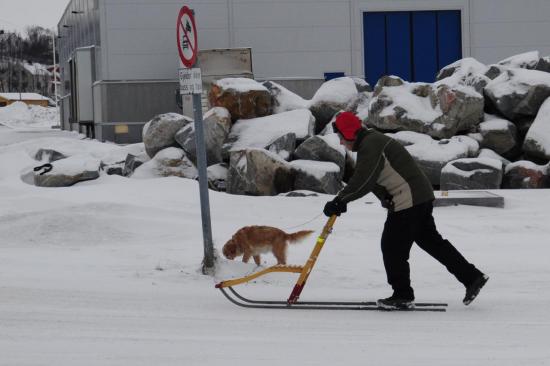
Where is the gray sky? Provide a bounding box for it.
[0,0,69,34]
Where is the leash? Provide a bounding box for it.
[283,213,323,231]
[33,163,53,175]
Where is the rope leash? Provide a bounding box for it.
[282,212,323,231]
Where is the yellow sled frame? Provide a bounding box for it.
[215,215,337,304]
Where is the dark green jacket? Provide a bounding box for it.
[336,128,434,212]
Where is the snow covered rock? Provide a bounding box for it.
[497,51,540,70]
[478,115,518,156]
[262,81,309,114]
[175,107,231,165]
[226,148,293,196]
[290,160,343,194]
[535,55,550,73]
[484,69,550,121]
[478,148,512,167]
[502,160,550,188]
[122,153,148,176]
[440,157,503,190]
[34,148,67,162]
[523,98,550,160]
[207,163,228,191]
[293,134,346,178]
[33,155,101,187]
[143,113,192,158]
[369,78,484,139]
[222,109,314,161]
[435,57,491,93]
[208,78,272,122]
[388,131,479,185]
[346,91,372,123]
[132,147,197,179]
[309,77,358,133]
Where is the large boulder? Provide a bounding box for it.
[208,78,272,122]
[207,163,228,191]
[33,155,101,187]
[175,107,232,165]
[293,134,346,178]
[389,131,479,185]
[309,77,358,133]
[484,69,550,121]
[502,161,550,188]
[369,78,484,139]
[222,109,315,161]
[132,147,197,179]
[289,160,343,194]
[523,97,550,160]
[226,149,294,195]
[262,81,309,114]
[497,51,540,70]
[440,158,503,190]
[478,115,518,156]
[143,113,192,158]
[435,57,491,94]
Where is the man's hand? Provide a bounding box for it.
[323,198,347,217]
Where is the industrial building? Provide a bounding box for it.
[57,0,550,143]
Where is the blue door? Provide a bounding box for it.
[363,10,461,85]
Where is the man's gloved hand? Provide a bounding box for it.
[323,198,347,217]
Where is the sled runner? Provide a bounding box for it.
[215,215,447,312]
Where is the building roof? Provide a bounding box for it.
[0,93,50,101]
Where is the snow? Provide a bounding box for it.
[0,102,59,130]
[2,119,550,365]
[213,77,269,92]
[310,77,358,104]
[22,62,52,76]
[267,81,309,114]
[43,154,101,176]
[228,109,314,152]
[524,97,550,156]
[318,133,346,156]
[442,157,503,178]
[0,92,49,101]
[504,159,548,174]
[485,68,550,98]
[497,51,540,69]
[373,83,444,123]
[387,131,478,162]
[289,159,340,179]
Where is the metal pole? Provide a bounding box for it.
[190,92,215,273]
[52,31,58,108]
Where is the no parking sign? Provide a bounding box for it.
[177,6,198,68]
[176,6,214,272]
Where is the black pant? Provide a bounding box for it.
[381,201,482,299]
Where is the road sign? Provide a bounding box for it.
[176,6,198,68]
[179,67,203,95]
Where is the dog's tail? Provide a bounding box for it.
[286,230,315,243]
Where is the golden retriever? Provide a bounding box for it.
[222,226,314,265]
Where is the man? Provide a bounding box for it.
[323,111,488,309]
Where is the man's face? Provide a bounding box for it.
[338,134,355,150]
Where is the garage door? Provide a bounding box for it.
[363,10,462,85]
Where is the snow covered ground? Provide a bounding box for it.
[1,122,549,365]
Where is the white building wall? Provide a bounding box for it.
[100,0,230,80]
[97,0,550,81]
[469,0,550,61]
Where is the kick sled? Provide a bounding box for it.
[215,215,447,312]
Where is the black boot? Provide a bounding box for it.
[377,294,415,310]
[463,274,489,305]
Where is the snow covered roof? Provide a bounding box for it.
[0,93,49,101]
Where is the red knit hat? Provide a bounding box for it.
[334,112,362,141]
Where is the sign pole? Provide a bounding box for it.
[191,89,215,273]
[177,6,214,273]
